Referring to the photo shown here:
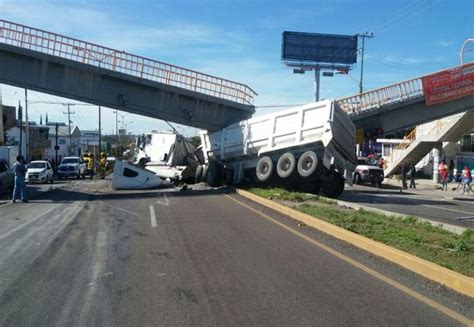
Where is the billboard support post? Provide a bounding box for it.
[314,68,320,102]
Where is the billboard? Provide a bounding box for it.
[282,31,358,65]
[422,62,474,105]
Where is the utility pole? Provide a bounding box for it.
[25,89,29,161]
[18,101,23,157]
[55,123,59,172]
[98,105,102,153]
[358,32,374,94]
[62,103,76,156]
[115,110,119,157]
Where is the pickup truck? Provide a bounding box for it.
[57,157,86,179]
[353,157,384,187]
[0,159,14,195]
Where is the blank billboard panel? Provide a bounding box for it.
[282,31,358,65]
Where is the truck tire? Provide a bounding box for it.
[195,165,203,184]
[297,151,319,178]
[321,171,345,198]
[256,156,274,182]
[206,161,223,187]
[300,178,321,194]
[276,152,296,178]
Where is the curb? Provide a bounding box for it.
[235,188,474,298]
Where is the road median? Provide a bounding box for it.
[235,188,474,298]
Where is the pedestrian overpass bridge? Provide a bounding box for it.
[336,65,474,134]
[0,20,256,132]
[0,20,472,136]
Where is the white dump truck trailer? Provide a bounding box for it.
[198,99,357,198]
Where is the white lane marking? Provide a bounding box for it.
[149,205,157,228]
[421,204,474,215]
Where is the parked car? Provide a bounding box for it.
[57,157,86,179]
[26,160,54,184]
[353,157,384,187]
[0,159,14,195]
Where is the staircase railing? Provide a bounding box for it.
[385,113,465,171]
[0,20,257,106]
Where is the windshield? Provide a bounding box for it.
[358,158,379,166]
[28,162,46,169]
[62,158,79,164]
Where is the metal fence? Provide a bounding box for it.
[0,20,257,106]
[337,78,424,114]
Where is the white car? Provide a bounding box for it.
[27,160,54,184]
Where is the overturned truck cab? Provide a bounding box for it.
[198,99,357,198]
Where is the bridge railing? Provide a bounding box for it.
[336,77,424,114]
[0,20,257,106]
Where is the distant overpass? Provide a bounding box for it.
[336,65,474,134]
[0,20,256,132]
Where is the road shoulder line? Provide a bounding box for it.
[235,188,474,298]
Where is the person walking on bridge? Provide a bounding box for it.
[11,155,28,203]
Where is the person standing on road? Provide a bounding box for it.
[409,164,416,189]
[400,163,408,190]
[461,166,472,195]
[87,153,95,180]
[99,152,107,179]
[448,159,455,182]
[11,155,28,203]
[439,160,448,191]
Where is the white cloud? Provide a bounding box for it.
[439,40,453,48]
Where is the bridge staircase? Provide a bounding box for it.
[383,111,474,177]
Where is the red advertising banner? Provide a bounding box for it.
[422,62,474,105]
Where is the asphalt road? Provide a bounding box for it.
[0,180,472,326]
[340,183,474,229]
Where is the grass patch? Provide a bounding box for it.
[246,187,319,202]
[246,188,474,276]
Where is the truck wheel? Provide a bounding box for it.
[297,151,319,177]
[276,152,296,178]
[256,156,274,182]
[206,161,223,187]
[300,178,321,194]
[195,165,203,184]
[321,171,345,198]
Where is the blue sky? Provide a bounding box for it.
[0,0,473,135]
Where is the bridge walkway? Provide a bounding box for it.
[0,20,256,131]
